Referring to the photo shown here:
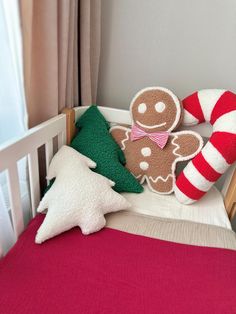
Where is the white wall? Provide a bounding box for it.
[98,0,236,230]
[98,0,236,109]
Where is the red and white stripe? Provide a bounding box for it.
[175,89,236,204]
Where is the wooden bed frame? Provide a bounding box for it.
[0,106,235,246]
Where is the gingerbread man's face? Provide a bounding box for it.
[130,87,182,132]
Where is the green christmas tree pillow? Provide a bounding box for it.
[70,106,143,193]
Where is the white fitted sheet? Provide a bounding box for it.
[122,184,232,230]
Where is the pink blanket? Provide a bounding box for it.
[0,215,236,314]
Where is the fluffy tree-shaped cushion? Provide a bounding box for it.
[35,146,130,244]
[70,106,143,193]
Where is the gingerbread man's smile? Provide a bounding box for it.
[136,120,167,129]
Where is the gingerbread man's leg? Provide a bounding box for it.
[148,175,174,194]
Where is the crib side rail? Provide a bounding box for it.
[0,114,67,239]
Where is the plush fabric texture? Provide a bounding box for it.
[1,215,236,314]
[35,146,130,243]
[70,105,143,193]
[111,87,203,194]
[175,89,236,204]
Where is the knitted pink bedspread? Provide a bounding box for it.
[0,215,235,314]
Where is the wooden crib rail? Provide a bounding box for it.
[224,169,236,220]
[0,114,66,239]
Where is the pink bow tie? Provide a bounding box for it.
[131,124,169,149]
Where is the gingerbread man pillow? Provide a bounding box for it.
[110,87,203,194]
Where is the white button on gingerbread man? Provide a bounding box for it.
[110,87,203,194]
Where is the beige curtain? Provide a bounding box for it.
[20,0,101,128]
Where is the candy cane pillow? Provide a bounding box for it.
[175,89,236,204]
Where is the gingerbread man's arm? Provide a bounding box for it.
[110,126,131,165]
[172,131,203,160]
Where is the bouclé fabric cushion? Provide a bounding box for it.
[70,105,143,193]
[36,146,130,243]
[175,89,236,204]
[111,87,203,194]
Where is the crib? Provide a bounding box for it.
[1,105,236,313]
[1,106,236,247]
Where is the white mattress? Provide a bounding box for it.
[122,184,232,230]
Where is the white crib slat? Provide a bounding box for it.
[28,150,40,217]
[45,140,53,182]
[0,114,66,172]
[57,131,66,150]
[6,165,24,238]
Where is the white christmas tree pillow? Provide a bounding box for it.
[35,145,130,244]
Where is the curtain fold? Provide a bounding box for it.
[80,0,101,106]
[20,0,101,128]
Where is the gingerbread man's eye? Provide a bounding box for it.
[155,102,166,113]
[138,103,147,114]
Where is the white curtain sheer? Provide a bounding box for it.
[0,0,28,256]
